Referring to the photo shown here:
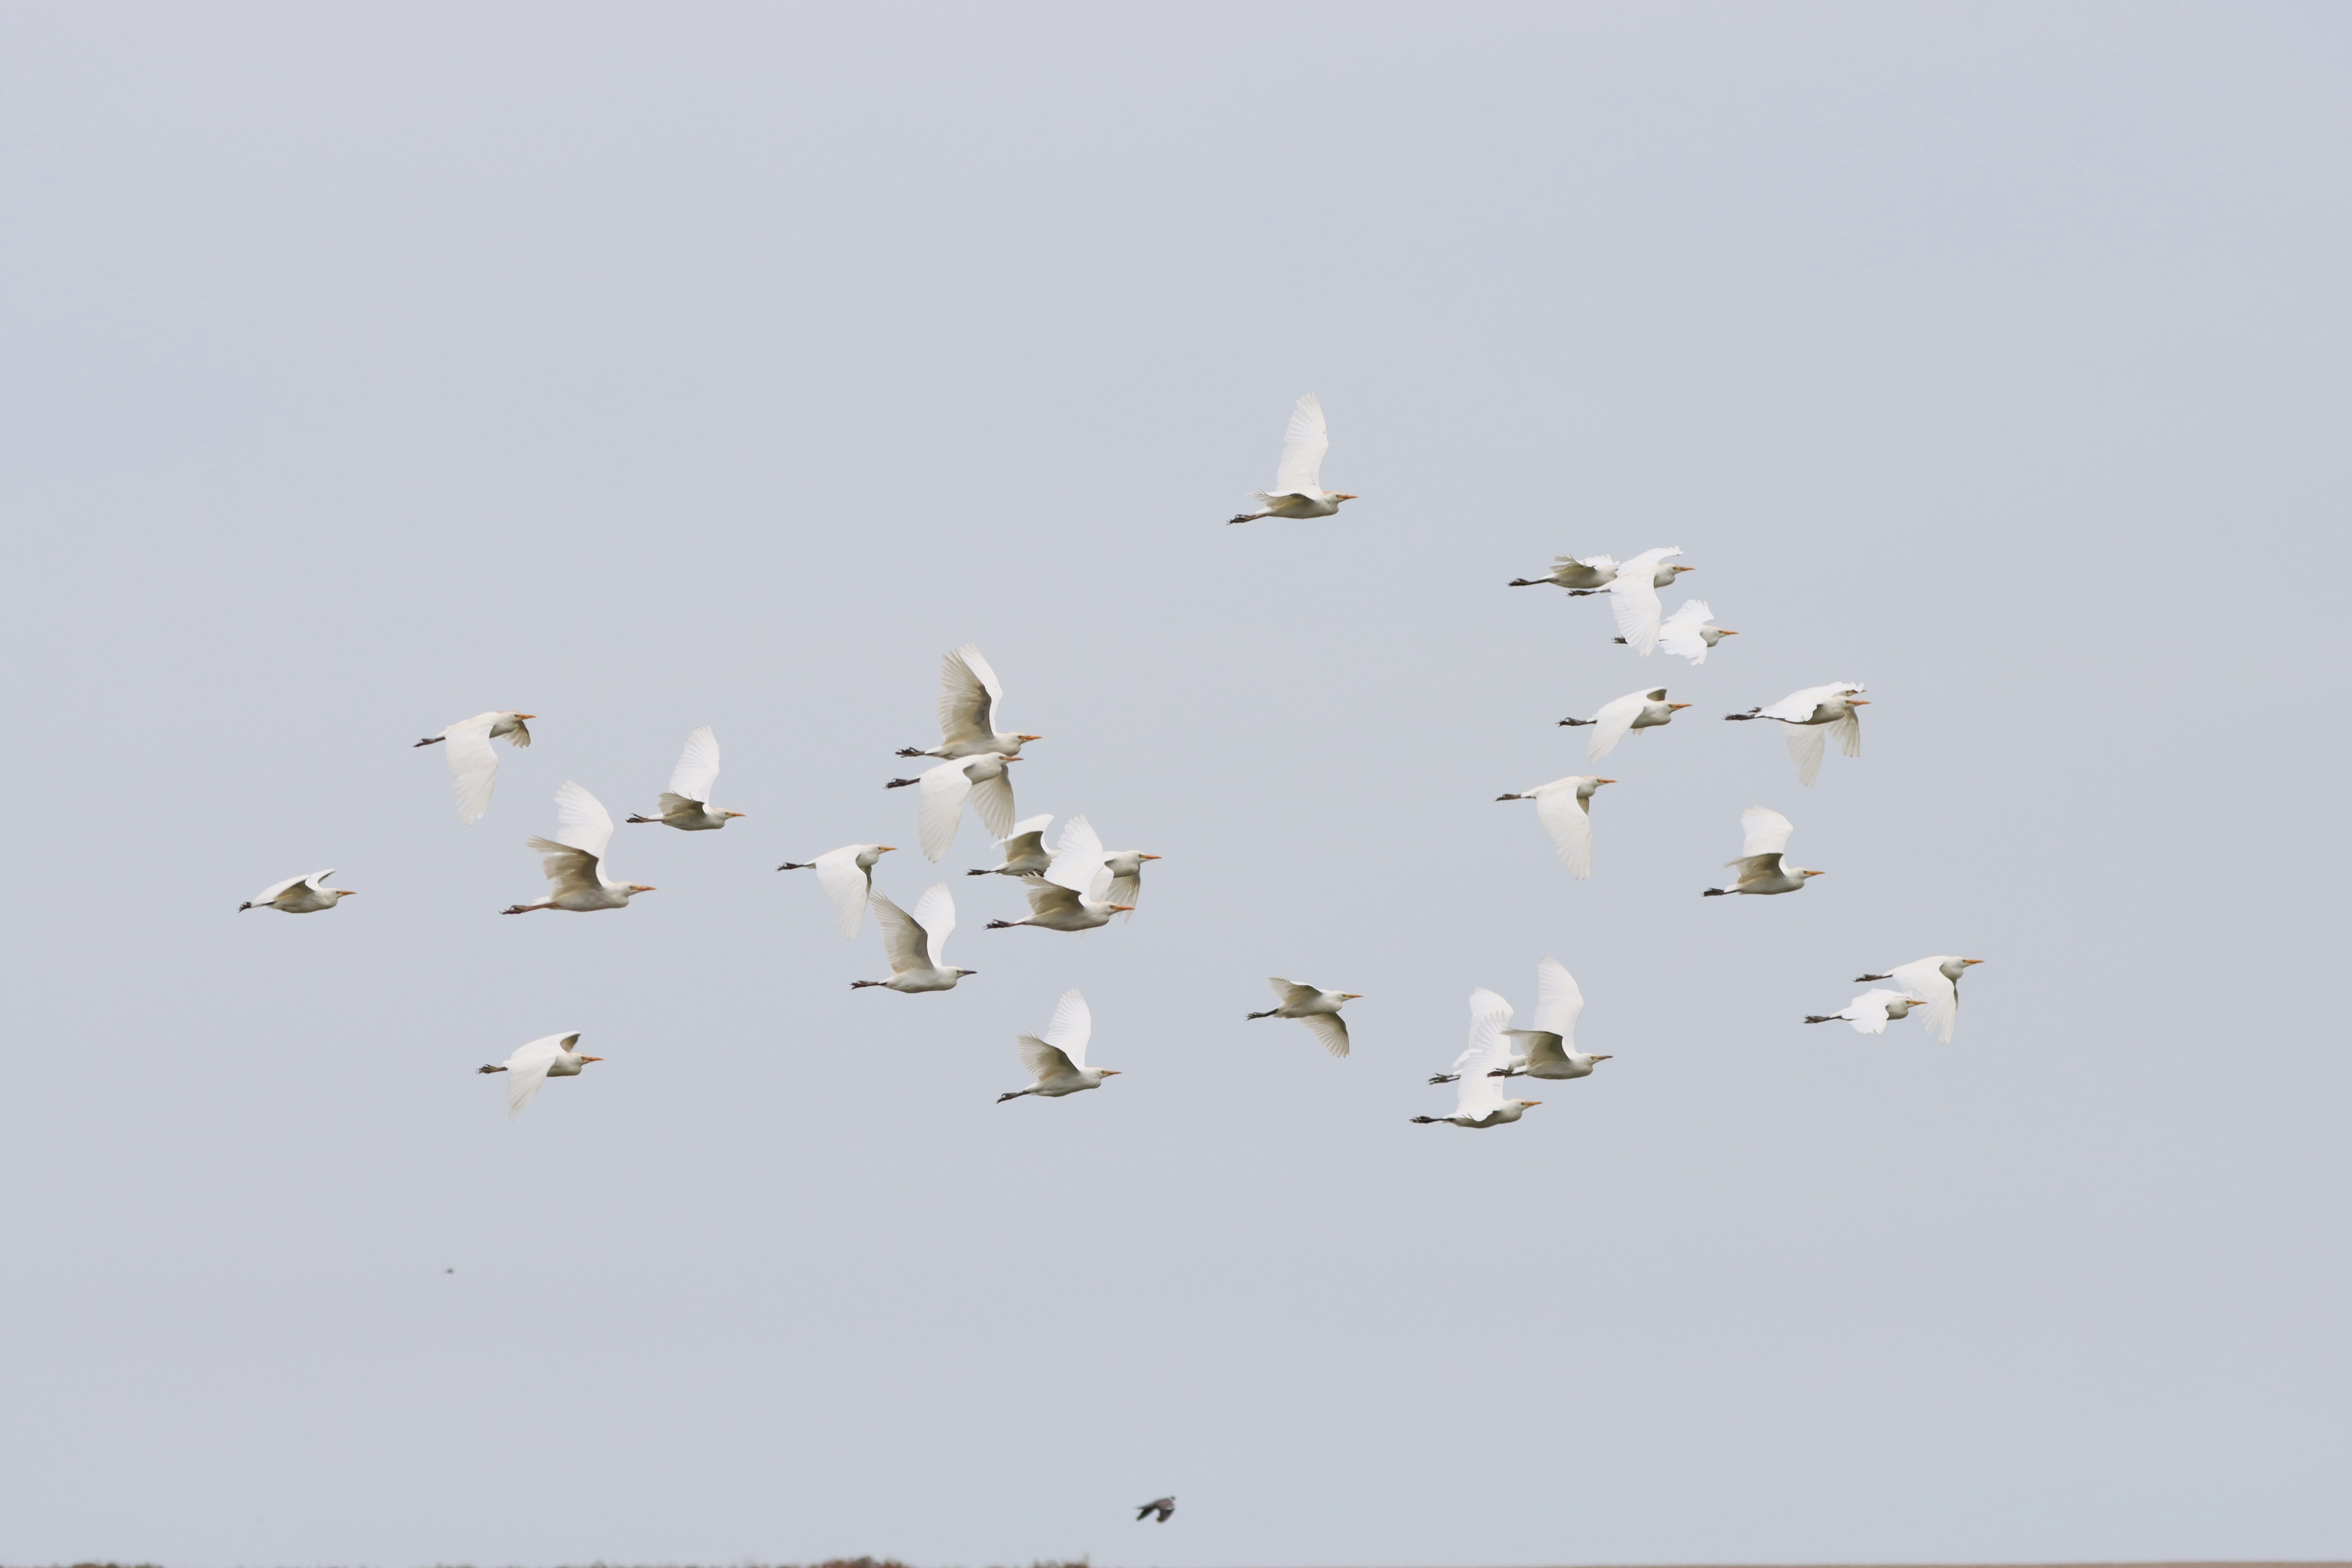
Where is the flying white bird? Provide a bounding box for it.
[1226,393,1357,524]
[897,645,1042,761]
[1506,553,1621,592]
[1412,989,1542,1129]
[239,869,354,913]
[1136,1497,1177,1524]
[776,843,897,938]
[1726,683,1868,786]
[886,751,1021,862]
[475,1032,602,1118]
[997,988,1122,1103]
[968,814,1054,879]
[1853,955,1985,1044]
[1617,599,1736,664]
[1428,958,1612,1083]
[414,711,535,825]
[625,725,744,831]
[1558,687,1690,760]
[500,782,656,914]
[1494,774,1614,879]
[1038,815,1160,920]
[1246,979,1360,1058]
[984,872,1131,933]
[1600,546,1689,655]
[1805,989,1925,1033]
[852,883,974,993]
[1702,806,1823,897]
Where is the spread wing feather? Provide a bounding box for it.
[667,725,721,804]
[1272,392,1328,496]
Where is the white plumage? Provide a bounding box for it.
[1702,806,1824,897]
[1494,775,1614,879]
[969,814,1055,879]
[239,869,354,913]
[1854,955,1984,1044]
[1035,815,1159,920]
[998,989,1122,1102]
[852,883,974,993]
[1560,687,1690,761]
[1726,683,1868,786]
[1246,978,1359,1058]
[1413,989,1542,1129]
[1805,988,1924,1034]
[1226,394,1357,523]
[777,843,897,938]
[1601,546,1689,655]
[1651,600,1736,664]
[626,725,744,830]
[898,645,1042,761]
[476,1032,601,1118]
[415,711,534,825]
[501,782,657,914]
[887,751,1022,862]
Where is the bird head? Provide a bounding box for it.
[1667,702,1691,711]
[628,883,659,893]
[724,810,747,819]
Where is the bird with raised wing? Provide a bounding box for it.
[1038,815,1160,919]
[1805,989,1924,1034]
[1559,687,1690,761]
[1853,956,1984,1044]
[998,989,1121,1103]
[1246,979,1359,1058]
[777,843,896,938]
[626,725,743,830]
[1616,599,1736,664]
[1136,1497,1176,1524]
[1507,552,1620,592]
[1495,774,1614,879]
[1442,958,1611,1083]
[1725,683,1867,786]
[239,870,355,913]
[1226,393,1356,524]
[414,711,534,825]
[897,645,1042,761]
[984,875,1130,933]
[1599,546,1690,655]
[475,1032,601,1118]
[1702,806,1822,897]
[1413,989,1542,1128]
[968,815,1054,879]
[500,782,656,914]
[887,752,1021,862]
[852,884,974,993]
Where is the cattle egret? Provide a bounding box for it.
[1726,683,1868,786]
[1038,814,1160,920]
[239,869,354,913]
[1494,775,1613,879]
[1616,600,1736,664]
[1854,956,1984,1044]
[1558,687,1690,760]
[1805,989,1924,1033]
[886,752,1021,862]
[852,884,974,993]
[475,1032,601,1118]
[1413,990,1541,1128]
[626,725,744,830]
[968,814,1054,879]
[984,876,1130,933]
[897,645,1042,761]
[1702,806,1823,897]
[414,712,534,825]
[1136,1497,1177,1523]
[777,844,896,938]
[997,988,1121,1102]
[1246,979,1359,1058]
[500,782,656,914]
[1600,546,1689,655]
[1429,958,1611,1083]
[1226,394,1356,523]
[1507,553,1620,592]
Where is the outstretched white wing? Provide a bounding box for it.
[1299,1012,1350,1059]
[553,781,615,862]
[251,869,330,904]
[1606,547,1680,655]
[916,759,975,862]
[938,645,1004,748]
[667,725,721,804]
[868,888,928,974]
[912,883,956,971]
[1756,683,1862,722]
[1787,725,1829,787]
[1529,957,1585,1044]
[1046,815,1108,895]
[1452,990,1516,1116]
[525,837,604,899]
[968,762,1017,842]
[1888,957,1961,1044]
[1271,392,1328,496]
[1041,988,1091,1069]
[501,1033,575,1118]
[443,713,503,825]
[1840,988,1916,1035]
[813,844,874,939]
[1738,806,1794,860]
[1586,689,1655,761]
[1657,600,1714,664]
[1832,709,1863,759]
[1017,1033,1079,1084]
[1533,783,1595,879]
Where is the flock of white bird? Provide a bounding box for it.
[240,392,1981,1127]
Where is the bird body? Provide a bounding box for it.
[888,752,1021,862]
[626,725,743,830]
[1136,1496,1176,1523]
[1703,806,1823,897]
[1426,959,1612,1083]
[240,869,354,913]
[898,645,1041,760]
[1508,553,1620,591]
[1726,683,1867,786]
[998,989,1121,1102]
[1413,989,1542,1128]
[1634,599,1736,664]
[1805,988,1923,1033]
[501,783,656,913]
[969,814,1055,878]
[1559,686,1690,760]
[415,711,534,825]
[1246,978,1359,1057]
[1599,546,1691,655]
[853,883,973,992]
[1032,815,1158,919]
[1495,775,1613,879]
[475,1032,602,1117]
[1227,394,1356,523]
[1853,955,1984,1043]
[777,843,896,938]
[984,866,1130,932]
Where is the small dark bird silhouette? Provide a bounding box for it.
[1136,1495,1175,1523]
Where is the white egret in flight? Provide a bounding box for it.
[1702,806,1823,897]
[997,989,1121,1102]
[1246,979,1359,1058]
[1412,990,1541,1129]
[1558,687,1689,761]
[1725,683,1867,786]
[1805,989,1924,1033]
[887,752,1021,862]
[627,726,744,831]
[897,645,1041,761]
[1854,956,1984,1044]
[476,1032,601,1118]
[239,870,354,913]
[852,884,974,993]
[501,782,655,914]
[969,814,1054,879]
[777,843,896,938]
[1494,775,1614,879]
[1226,394,1356,524]
[1428,958,1611,1083]
[414,711,534,825]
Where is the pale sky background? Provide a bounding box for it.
[1,3,2347,1565]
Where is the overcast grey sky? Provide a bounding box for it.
[1,3,2347,1565]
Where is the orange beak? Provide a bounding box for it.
[1963,957,1985,965]
[1589,1054,1612,1062]
[725,811,747,818]
[1849,699,1871,706]
[1718,629,1739,636]
[1520,1100,1542,1107]
[1595,778,1617,785]
[1100,1069,1122,1077]
[1110,904,1136,912]
[334,890,358,896]
[1138,854,1162,861]
[877,845,898,853]
[630,884,658,892]
[516,713,537,719]
[1667,702,1691,711]
[1018,734,1044,741]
